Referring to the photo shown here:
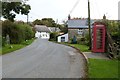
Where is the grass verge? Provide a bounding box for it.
[0,38,35,55]
[68,44,90,52]
[88,58,119,78]
[56,42,90,52]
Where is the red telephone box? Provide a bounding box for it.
[92,22,106,53]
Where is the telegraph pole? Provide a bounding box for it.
[88,0,91,50]
[0,1,1,20]
[27,14,29,24]
[55,19,58,32]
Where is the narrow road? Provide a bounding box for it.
[2,39,86,78]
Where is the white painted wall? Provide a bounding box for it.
[58,33,68,42]
[35,31,50,39]
[35,31,40,38]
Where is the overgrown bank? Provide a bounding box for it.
[0,20,35,55]
[2,20,34,45]
[0,38,35,55]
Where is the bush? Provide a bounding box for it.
[17,24,34,40]
[2,20,34,44]
[2,20,21,44]
[10,24,25,44]
[77,33,90,46]
[0,35,2,47]
[49,32,58,41]
[2,20,14,37]
[77,37,86,44]
[84,32,90,46]
[24,24,34,40]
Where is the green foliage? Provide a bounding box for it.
[58,24,68,33]
[24,25,34,40]
[18,24,34,40]
[2,20,24,43]
[0,35,2,47]
[2,37,6,47]
[2,20,34,44]
[49,32,58,41]
[2,1,31,21]
[103,20,120,42]
[84,32,90,46]
[33,18,56,27]
[41,18,56,27]
[77,37,86,44]
[32,19,42,25]
[77,32,89,46]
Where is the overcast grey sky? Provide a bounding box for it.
[15,0,120,23]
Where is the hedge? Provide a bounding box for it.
[2,20,34,44]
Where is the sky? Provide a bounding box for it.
[14,0,120,23]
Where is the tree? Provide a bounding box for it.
[58,24,68,34]
[33,18,57,27]
[33,19,42,25]
[58,20,68,33]
[0,1,2,19]
[2,1,31,22]
[41,18,56,27]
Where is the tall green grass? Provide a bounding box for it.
[0,39,35,55]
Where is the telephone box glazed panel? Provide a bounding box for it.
[92,23,106,53]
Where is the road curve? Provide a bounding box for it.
[2,39,86,78]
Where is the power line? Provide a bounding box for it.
[69,0,80,14]
[30,12,41,18]
[62,0,80,21]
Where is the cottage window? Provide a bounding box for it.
[78,29,83,35]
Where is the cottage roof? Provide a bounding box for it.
[48,27,60,32]
[34,25,50,32]
[68,19,94,29]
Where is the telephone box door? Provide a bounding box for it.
[92,24,106,53]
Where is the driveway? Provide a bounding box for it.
[2,39,86,78]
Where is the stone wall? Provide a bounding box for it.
[68,29,78,40]
[68,28,89,42]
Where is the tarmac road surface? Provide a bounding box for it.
[2,39,86,78]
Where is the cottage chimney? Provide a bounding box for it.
[68,14,71,20]
[103,14,106,20]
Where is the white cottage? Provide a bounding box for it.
[34,25,50,39]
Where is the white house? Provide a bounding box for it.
[34,25,50,39]
[57,33,68,42]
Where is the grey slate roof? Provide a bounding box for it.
[34,25,50,32]
[68,19,93,29]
